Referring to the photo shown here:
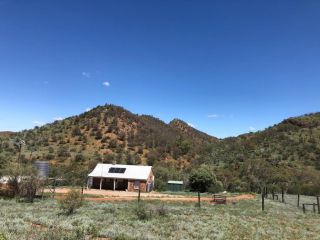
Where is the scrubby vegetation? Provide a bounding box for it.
[58,189,83,215]
[0,105,320,195]
[0,197,319,240]
[0,161,44,202]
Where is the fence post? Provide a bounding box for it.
[261,189,265,211]
[281,188,284,203]
[272,191,275,200]
[138,188,141,202]
[52,179,56,199]
[265,187,268,198]
[303,204,306,213]
[313,203,316,213]
[317,196,320,214]
[297,194,300,207]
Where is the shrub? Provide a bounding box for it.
[116,233,136,240]
[74,153,84,162]
[0,232,6,240]
[1,163,43,202]
[208,180,224,194]
[153,204,168,217]
[86,223,99,237]
[133,203,151,220]
[58,189,83,215]
[18,176,42,203]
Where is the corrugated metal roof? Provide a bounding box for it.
[168,180,183,184]
[88,164,152,180]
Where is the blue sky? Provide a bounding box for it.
[0,0,319,138]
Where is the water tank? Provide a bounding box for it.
[34,161,49,177]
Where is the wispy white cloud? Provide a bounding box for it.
[54,117,63,121]
[249,126,256,131]
[187,122,196,128]
[85,108,91,112]
[82,72,91,78]
[102,81,110,87]
[208,114,219,118]
[33,121,45,126]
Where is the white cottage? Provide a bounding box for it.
[87,164,154,192]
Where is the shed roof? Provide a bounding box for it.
[168,180,183,185]
[88,164,152,180]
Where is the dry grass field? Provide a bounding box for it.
[0,194,319,240]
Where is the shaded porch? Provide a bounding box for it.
[90,177,128,191]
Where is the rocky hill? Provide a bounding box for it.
[196,113,320,194]
[0,105,319,194]
[0,104,217,170]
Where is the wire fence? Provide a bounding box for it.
[265,193,319,213]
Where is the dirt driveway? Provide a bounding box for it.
[49,188,255,203]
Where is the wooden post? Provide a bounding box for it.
[52,179,56,199]
[86,177,90,190]
[41,180,45,200]
[313,203,316,213]
[99,178,102,190]
[138,188,141,202]
[272,191,275,200]
[113,179,116,191]
[265,187,268,198]
[317,196,320,214]
[262,190,265,211]
[297,194,300,207]
[303,204,306,213]
[281,188,284,203]
[198,191,201,208]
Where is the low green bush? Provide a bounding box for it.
[133,203,151,220]
[0,232,6,240]
[115,233,137,240]
[153,204,168,217]
[58,189,83,215]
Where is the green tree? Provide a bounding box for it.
[189,166,217,207]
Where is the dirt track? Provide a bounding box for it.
[49,188,255,203]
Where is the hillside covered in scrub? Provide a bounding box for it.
[0,105,319,194]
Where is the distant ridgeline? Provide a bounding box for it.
[0,105,319,195]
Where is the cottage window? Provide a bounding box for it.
[134,180,140,190]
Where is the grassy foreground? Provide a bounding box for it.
[0,196,319,240]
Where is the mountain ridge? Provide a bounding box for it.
[0,104,319,194]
